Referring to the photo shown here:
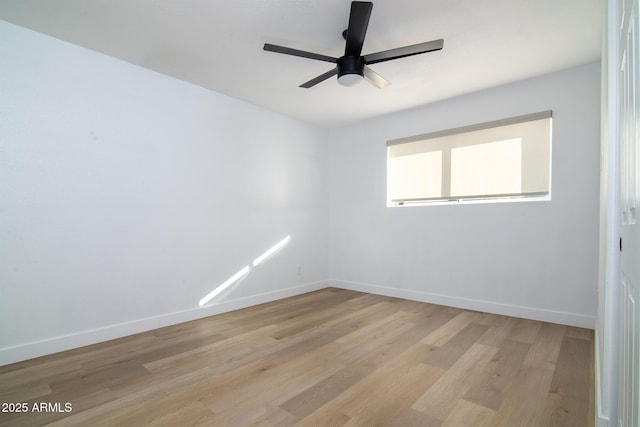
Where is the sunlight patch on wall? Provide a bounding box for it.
[253,235,291,267]
[198,235,292,307]
[198,265,250,307]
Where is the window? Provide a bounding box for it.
[387,111,552,206]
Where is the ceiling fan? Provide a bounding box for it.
[263,1,444,89]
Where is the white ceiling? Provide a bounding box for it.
[0,0,603,128]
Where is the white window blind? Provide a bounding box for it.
[387,111,552,205]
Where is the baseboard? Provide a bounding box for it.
[330,279,596,329]
[0,280,329,367]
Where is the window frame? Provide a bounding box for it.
[386,111,552,207]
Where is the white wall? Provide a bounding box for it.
[0,21,329,364]
[328,62,601,328]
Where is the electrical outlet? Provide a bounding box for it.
[297,266,302,276]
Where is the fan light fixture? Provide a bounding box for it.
[338,73,364,86]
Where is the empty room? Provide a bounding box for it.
[1,0,638,426]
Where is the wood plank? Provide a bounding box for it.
[541,336,592,427]
[523,322,566,370]
[225,289,358,339]
[332,311,423,364]
[145,401,215,426]
[388,407,443,427]
[294,410,351,427]
[423,322,490,369]
[205,359,344,425]
[564,326,594,341]
[289,352,442,426]
[440,399,496,427]
[280,336,437,419]
[412,343,498,420]
[421,310,481,347]
[476,316,519,347]
[142,324,279,374]
[248,407,298,427]
[342,363,444,426]
[508,318,543,344]
[42,367,215,426]
[463,338,531,410]
[0,380,51,403]
[490,365,556,426]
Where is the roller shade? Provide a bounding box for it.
[387,111,552,204]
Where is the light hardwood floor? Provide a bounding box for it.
[0,288,594,426]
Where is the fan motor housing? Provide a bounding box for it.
[337,56,365,79]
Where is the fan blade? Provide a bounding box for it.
[363,66,391,89]
[300,68,338,88]
[344,1,373,57]
[364,39,444,64]
[263,43,337,63]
